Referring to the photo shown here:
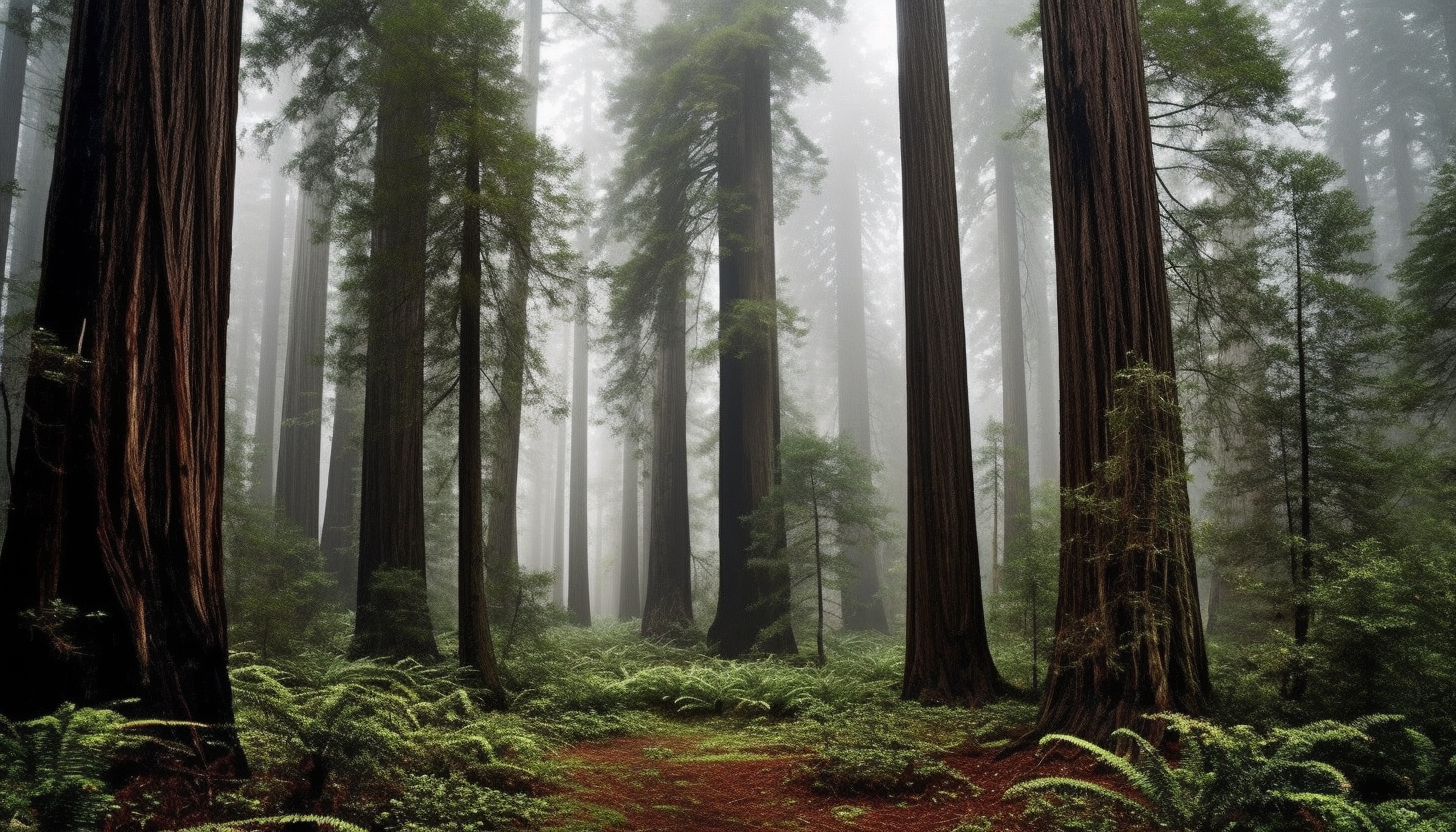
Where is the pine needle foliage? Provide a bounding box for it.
[1005,714,1390,832]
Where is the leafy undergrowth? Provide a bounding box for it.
[6,624,1453,831]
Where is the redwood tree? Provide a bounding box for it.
[708,21,796,659]
[0,0,246,767]
[896,0,1001,705]
[352,0,438,661]
[1033,0,1208,743]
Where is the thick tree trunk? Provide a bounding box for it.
[275,186,329,537]
[618,431,641,619]
[897,0,1001,706]
[1033,0,1208,744]
[641,276,693,638]
[251,140,290,503]
[832,101,889,635]
[0,0,245,770]
[708,39,795,658]
[352,0,437,661]
[567,293,591,626]
[320,382,360,606]
[458,142,502,697]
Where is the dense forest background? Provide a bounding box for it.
[1,0,1455,829]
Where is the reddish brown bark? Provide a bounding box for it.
[1033,0,1208,743]
[897,0,1001,706]
[0,0,245,768]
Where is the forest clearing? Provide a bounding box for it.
[2,0,1456,828]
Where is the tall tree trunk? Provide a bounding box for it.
[0,0,246,771]
[618,430,641,619]
[832,97,889,634]
[320,381,360,606]
[251,137,290,504]
[1437,0,1456,112]
[274,186,329,537]
[897,0,1001,706]
[1287,200,1313,700]
[1033,0,1208,743]
[458,137,502,697]
[993,46,1033,580]
[567,292,591,626]
[352,0,436,661]
[1384,63,1417,258]
[483,0,541,575]
[641,274,693,637]
[708,37,795,659]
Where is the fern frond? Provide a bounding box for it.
[173,814,370,832]
[1004,775,1153,820]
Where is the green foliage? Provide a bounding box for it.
[986,481,1059,692]
[375,773,548,831]
[1396,157,1456,414]
[1006,714,1399,832]
[229,653,543,820]
[175,816,370,832]
[746,428,890,663]
[0,705,158,832]
[803,746,972,797]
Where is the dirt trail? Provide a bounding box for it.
[551,732,1108,832]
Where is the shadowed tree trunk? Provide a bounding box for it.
[352,0,437,661]
[618,430,641,620]
[641,267,693,638]
[321,381,360,605]
[567,290,591,626]
[458,135,502,697]
[897,0,1001,706]
[832,95,889,635]
[252,135,290,503]
[0,0,246,771]
[708,35,795,659]
[483,0,541,576]
[1322,0,1369,209]
[275,186,329,537]
[551,416,568,606]
[1032,0,1208,744]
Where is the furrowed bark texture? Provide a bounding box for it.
[275,187,329,537]
[897,0,1000,706]
[1034,0,1208,743]
[353,0,437,661]
[708,39,795,658]
[0,0,245,767]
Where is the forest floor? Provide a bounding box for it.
[546,722,1119,832]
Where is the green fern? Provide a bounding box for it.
[0,703,183,832]
[1005,714,1385,832]
[174,814,370,832]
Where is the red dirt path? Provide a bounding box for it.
[551,732,1120,832]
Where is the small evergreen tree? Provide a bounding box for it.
[748,430,889,666]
